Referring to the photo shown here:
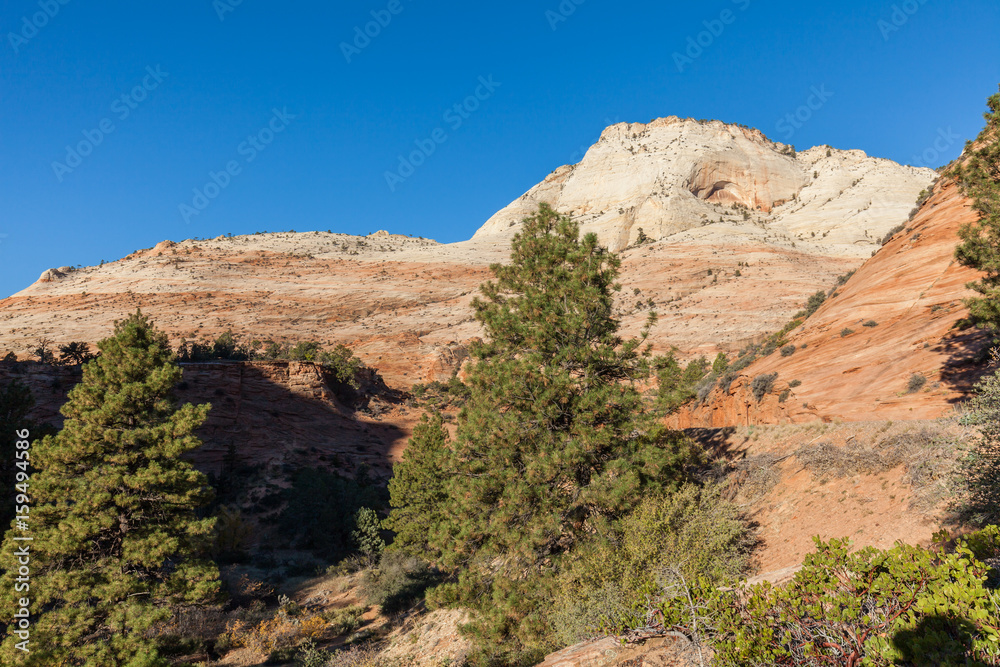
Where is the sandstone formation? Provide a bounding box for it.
[671,178,986,427]
[475,117,936,257]
[0,358,418,479]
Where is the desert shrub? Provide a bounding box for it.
[907,373,928,393]
[695,375,717,403]
[863,319,879,327]
[751,373,778,402]
[841,327,855,337]
[836,270,856,286]
[780,344,796,357]
[321,605,365,636]
[778,389,790,403]
[881,224,905,245]
[796,441,903,479]
[224,612,328,660]
[556,483,756,643]
[650,529,1000,666]
[361,551,439,613]
[278,468,388,562]
[788,379,802,388]
[732,453,784,502]
[796,290,827,319]
[634,227,651,245]
[958,363,1000,525]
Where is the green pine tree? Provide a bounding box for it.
[387,204,698,662]
[951,85,1000,330]
[0,311,219,666]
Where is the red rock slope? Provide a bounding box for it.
[673,179,987,427]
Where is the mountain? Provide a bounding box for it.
[0,119,936,389]
[474,117,936,257]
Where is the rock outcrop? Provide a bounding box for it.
[474,117,935,257]
[671,177,986,426]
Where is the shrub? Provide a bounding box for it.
[651,530,1000,666]
[779,389,790,403]
[907,373,927,393]
[881,224,905,245]
[800,291,827,319]
[788,379,802,388]
[751,373,778,402]
[361,552,439,613]
[841,328,855,337]
[224,612,328,659]
[958,364,1000,525]
[556,483,756,642]
[863,319,879,327]
[780,344,796,357]
[322,605,365,636]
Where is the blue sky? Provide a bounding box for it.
[1,0,998,298]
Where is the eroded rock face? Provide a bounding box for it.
[474,117,935,257]
[670,178,987,426]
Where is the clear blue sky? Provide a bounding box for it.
[1,0,998,298]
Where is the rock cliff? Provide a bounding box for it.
[474,117,935,257]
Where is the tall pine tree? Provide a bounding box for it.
[951,84,1000,330]
[387,204,698,662]
[0,311,219,666]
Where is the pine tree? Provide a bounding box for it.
[0,311,219,666]
[951,85,1000,330]
[387,204,698,660]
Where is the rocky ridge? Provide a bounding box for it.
[475,117,936,257]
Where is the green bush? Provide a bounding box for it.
[780,344,796,357]
[788,379,802,388]
[907,373,928,393]
[651,529,1000,666]
[556,483,756,644]
[361,552,439,613]
[751,373,778,402]
[863,319,879,327]
[841,328,855,337]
